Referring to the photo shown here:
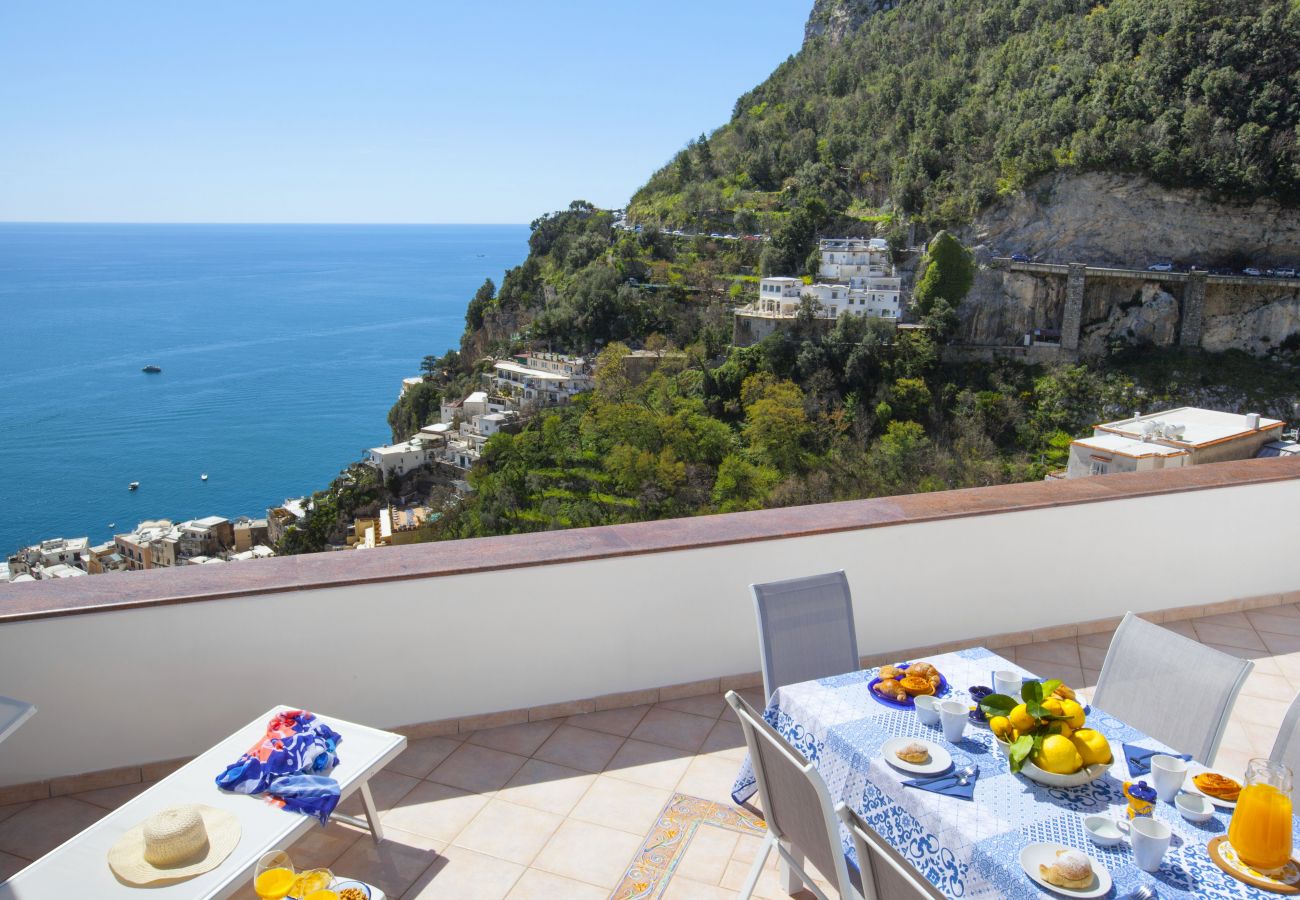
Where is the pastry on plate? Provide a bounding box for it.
[1194,772,1242,801]
[1039,848,1094,889]
[899,675,935,696]
[878,664,904,681]
[874,679,907,702]
[909,662,938,678]
[895,741,930,764]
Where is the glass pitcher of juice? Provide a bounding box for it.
[1228,758,1294,872]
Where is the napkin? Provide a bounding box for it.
[902,767,977,800]
[1124,743,1191,777]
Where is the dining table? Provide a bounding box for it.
[731,645,1299,899]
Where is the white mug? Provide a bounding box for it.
[1150,755,1188,802]
[938,700,968,743]
[1129,816,1172,872]
[993,670,1023,698]
[914,694,942,727]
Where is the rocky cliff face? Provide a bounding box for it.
[957,172,1300,355]
[805,0,899,43]
[966,171,1300,268]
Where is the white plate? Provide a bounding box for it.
[880,738,952,775]
[1184,769,1240,809]
[1019,843,1113,897]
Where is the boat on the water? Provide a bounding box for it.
[142,365,162,374]
[128,482,140,491]
[201,473,208,481]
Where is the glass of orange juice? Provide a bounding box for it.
[1228,758,1294,872]
[253,850,296,900]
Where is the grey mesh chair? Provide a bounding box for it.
[838,804,944,900]
[1269,693,1300,777]
[725,690,859,900]
[1093,612,1253,763]
[752,570,859,702]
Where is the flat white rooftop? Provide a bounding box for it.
[493,361,567,381]
[1072,433,1189,459]
[1098,407,1284,447]
[464,391,487,404]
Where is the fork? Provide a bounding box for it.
[953,765,978,785]
[1124,886,1155,900]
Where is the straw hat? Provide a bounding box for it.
[108,804,241,886]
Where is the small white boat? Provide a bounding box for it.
[107,522,116,529]
[128,481,140,491]
[201,473,208,481]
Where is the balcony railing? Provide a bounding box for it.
[1,457,1298,792]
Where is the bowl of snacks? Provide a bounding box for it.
[333,882,372,900]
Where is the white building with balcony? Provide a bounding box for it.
[366,437,439,480]
[491,357,592,409]
[818,237,892,280]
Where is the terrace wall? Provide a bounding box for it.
[1,458,1298,789]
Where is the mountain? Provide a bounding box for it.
[630,0,1300,239]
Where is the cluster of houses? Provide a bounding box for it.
[366,352,595,483]
[733,238,905,347]
[4,514,276,582]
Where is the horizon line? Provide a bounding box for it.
[0,219,533,227]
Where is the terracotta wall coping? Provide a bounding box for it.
[2,456,1298,624]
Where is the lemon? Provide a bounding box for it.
[1046,720,1075,739]
[1008,703,1037,734]
[1060,699,1086,729]
[988,715,1012,740]
[1041,698,1064,717]
[1070,729,1113,766]
[1033,734,1084,774]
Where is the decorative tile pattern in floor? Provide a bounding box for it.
[610,793,766,899]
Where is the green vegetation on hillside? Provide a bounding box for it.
[631,0,1300,238]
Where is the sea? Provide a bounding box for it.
[0,223,530,556]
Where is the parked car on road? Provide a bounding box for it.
[1244,267,1263,276]
[1010,253,1030,262]
[1147,262,1173,272]
[1277,266,1297,278]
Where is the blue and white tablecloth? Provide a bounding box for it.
[732,646,1298,899]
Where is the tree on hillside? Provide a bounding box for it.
[420,355,439,379]
[913,231,974,317]
[465,278,496,330]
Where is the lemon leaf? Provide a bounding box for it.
[1040,678,1062,697]
[1008,734,1034,773]
[980,693,1016,717]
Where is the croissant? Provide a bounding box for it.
[878,665,904,681]
[874,678,907,702]
[909,662,937,678]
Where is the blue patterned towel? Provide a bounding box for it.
[215,709,343,825]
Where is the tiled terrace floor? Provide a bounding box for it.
[3,602,1300,898]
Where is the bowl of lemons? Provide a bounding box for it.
[983,679,1114,788]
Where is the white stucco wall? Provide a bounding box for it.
[2,477,1299,785]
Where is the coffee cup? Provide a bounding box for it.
[939,700,968,743]
[993,670,1023,698]
[1150,754,1188,802]
[914,694,941,727]
[1129,816,1172,872]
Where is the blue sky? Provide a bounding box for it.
[0,2,808,224]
